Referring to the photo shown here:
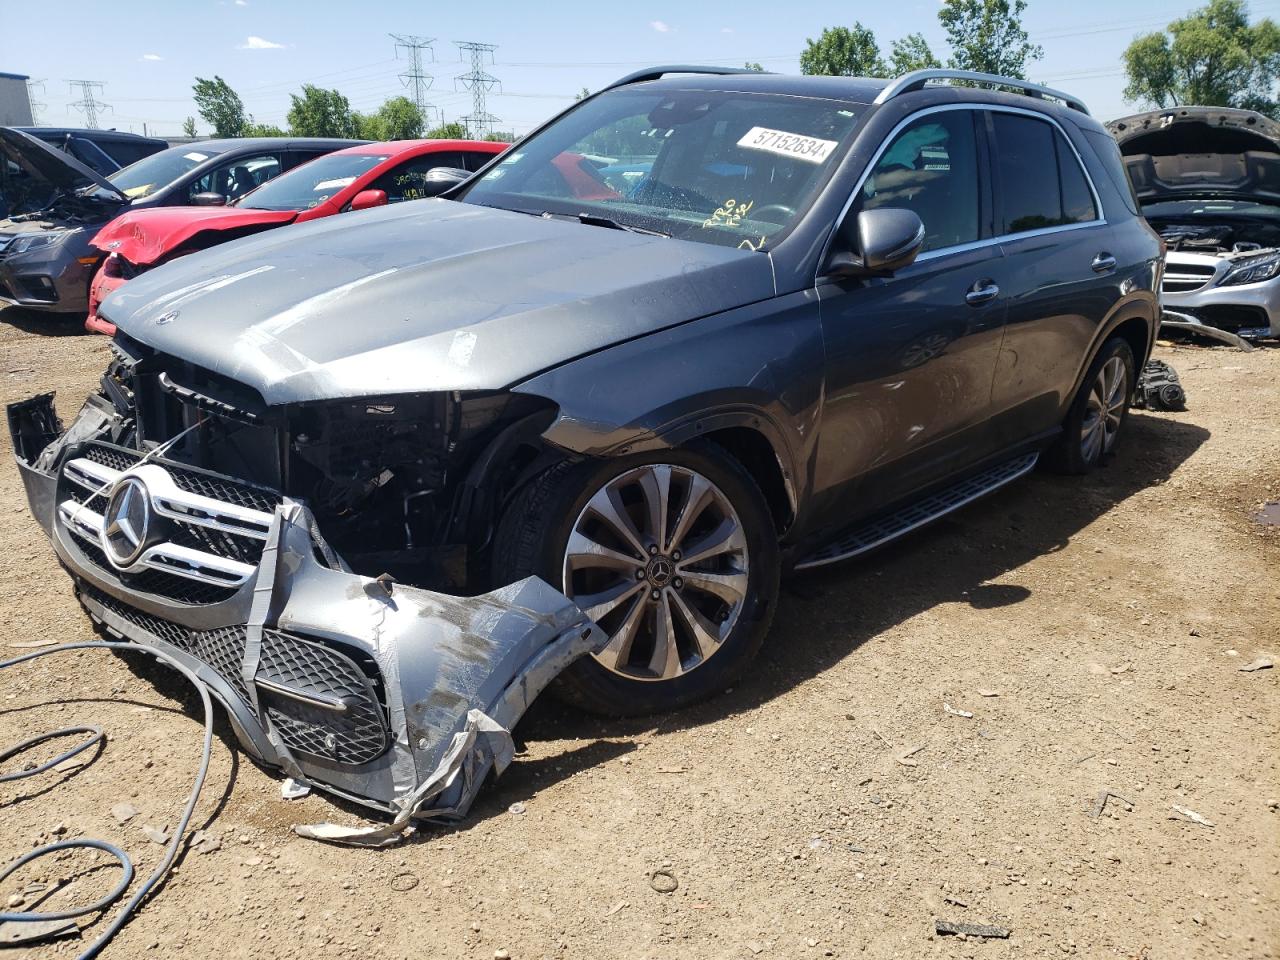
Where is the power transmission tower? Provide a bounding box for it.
[67,80,110,128]
[26,79,46,124]
[390,34,438,129]
[454,41,500,137]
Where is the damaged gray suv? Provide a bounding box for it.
[9,67,1161,815]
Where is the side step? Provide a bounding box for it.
[794,452,1039,570]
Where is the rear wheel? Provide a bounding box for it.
[492,443,779,715]
[1046,336,1135,474]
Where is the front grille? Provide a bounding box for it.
[81,585,389,765]
[1178,304,1271,332]
[58,441,281,606]
[1161,262,1218,293]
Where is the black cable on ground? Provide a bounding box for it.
[0,641,215,959]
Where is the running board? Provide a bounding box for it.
[794,452,1039,570]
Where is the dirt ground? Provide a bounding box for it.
[0,307,1276,960]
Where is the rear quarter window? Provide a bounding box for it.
[1084,129,1140,216]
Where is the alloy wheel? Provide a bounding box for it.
[562,464,750,682]
[1080,355,1128,463]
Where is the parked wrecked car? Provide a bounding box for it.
[1109,106,1280,345]
[8,66,1160,816]
[85,138,508,334]
[0,132,363,316]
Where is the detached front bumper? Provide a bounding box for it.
[7,392,605,819]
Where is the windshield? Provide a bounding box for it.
[108,146,223,200]
[460,88,861,250]
[1143,198,1280,219]
[237,152,390,211]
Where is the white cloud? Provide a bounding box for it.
[140,53,163,61]
[234,0,248,5]
[238,35,285,49]
[650,20,672,32]
[720,26,734,33]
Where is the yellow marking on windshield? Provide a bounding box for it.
[703,197,754,230]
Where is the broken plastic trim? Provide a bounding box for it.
[8,392,610,840]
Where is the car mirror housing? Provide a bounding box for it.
[191,191,228,207]
[350,189,388,211]
[827,207,926,278]
[422,167,470,197]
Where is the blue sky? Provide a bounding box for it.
[2,0,1279,137]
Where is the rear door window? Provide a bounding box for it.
[992,113,1098,235]
[854,109,982,253]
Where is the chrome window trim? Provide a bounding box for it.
[816,102,1107,280]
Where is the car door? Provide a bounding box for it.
[811,107,1007,520]
[367,152,468,203]
[983,110,1120,447]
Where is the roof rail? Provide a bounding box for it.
[604,65,771,92]
[873,68,1090,115]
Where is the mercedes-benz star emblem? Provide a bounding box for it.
[155,310,178,326]
[102,477,152,567]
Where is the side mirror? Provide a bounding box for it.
[422,167,470,197]
[826,208,926,278]
[191,191,228,207]
[350,189,387,211]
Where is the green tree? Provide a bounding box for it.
[938,0,1042,79]
[243,122,287,137]
[483,130,516,142]
[192,76,248,138]
[744,61,765,72]
[799,24,887,77]
[181,116,198,138]
[1122,0,1280,115]
[356,96,423,140]
[574,87,591,101]
[426,121,469,139]
[286,85,359,138]
[888,33,941,75]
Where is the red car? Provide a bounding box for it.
[85,139,506,334]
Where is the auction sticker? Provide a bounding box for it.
[737,127,837,163]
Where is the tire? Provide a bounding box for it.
[1046,336,1135,474]
[491,442,780,716]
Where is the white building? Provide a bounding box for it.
[0,72,34,126]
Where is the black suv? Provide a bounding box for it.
[10,67,1160,774]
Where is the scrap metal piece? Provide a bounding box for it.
[0,917,79,946]
[935,920,1011,939]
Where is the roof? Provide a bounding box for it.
[636,72,889,105]
[188,137,370,152]
[0,71,30,81]
[14,126,166,144]
[336,138,508,155]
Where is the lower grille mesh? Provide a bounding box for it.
[80,585,389,765]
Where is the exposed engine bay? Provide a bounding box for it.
[102,333,562,595]
[1150,215,1280,256]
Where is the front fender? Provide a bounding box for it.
[511,290,825,514]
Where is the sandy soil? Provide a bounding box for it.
[0,307,1276,960]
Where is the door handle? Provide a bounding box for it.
[965,279,1000,306]
[1091,252,1117,273]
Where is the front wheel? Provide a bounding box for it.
[1046,336,1135,474]
[491,443,779,716]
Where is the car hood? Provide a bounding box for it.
[1107,107,1280,203]
[0,126,127,201]
[90,206,299,266]
[103,199,773,405]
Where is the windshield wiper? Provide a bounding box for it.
[575,212,669,237]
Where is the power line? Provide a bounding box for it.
[390,34,438,128]
[455,40,500,137]
[66,79,110,129]
[25,79,46,124]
